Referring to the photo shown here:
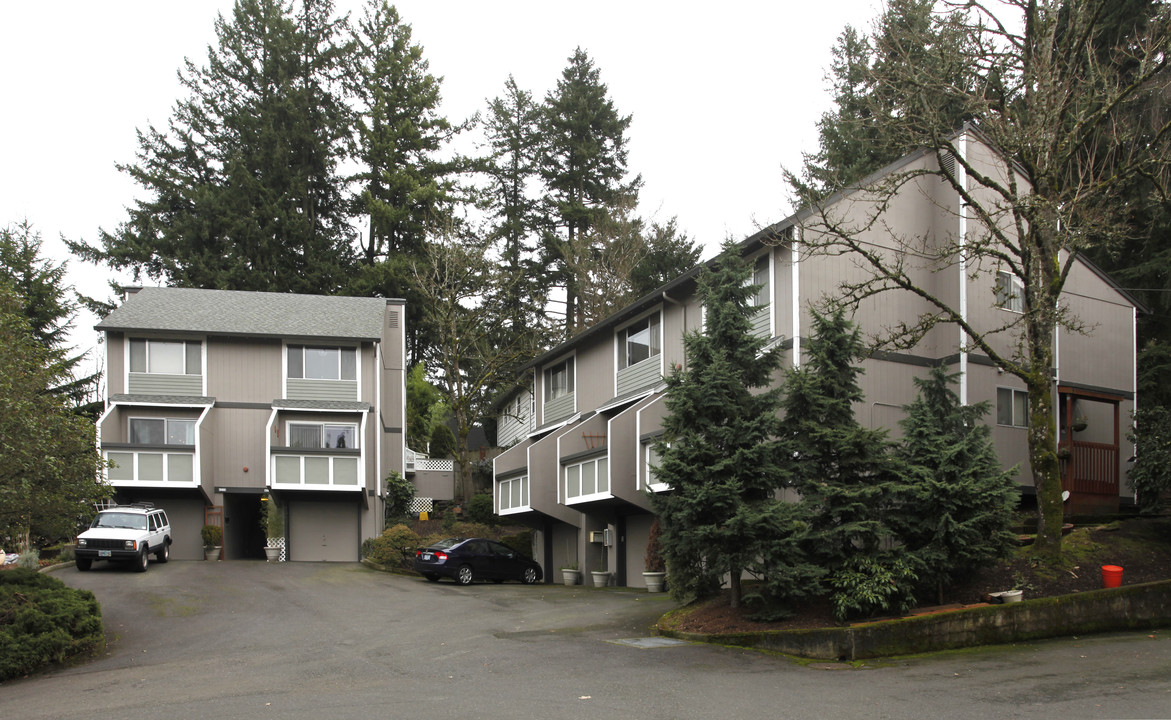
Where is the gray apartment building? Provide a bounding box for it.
[95,288,407,561]
[493,133,1142,587]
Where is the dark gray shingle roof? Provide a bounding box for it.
[96,287,394,341]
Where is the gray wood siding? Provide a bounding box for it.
[497,394,532,447]
[616,356,661,396]
[208,337,281,403]
[210,408,270,490]
[128,373,202,396]
[287,378,359,402]
[750,306,771,338]
[106,333,126,394]
[543,392,575,424]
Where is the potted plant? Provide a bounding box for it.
[560,562,580,586]
[201,524,222,561]
[642,517,667,592]
[590,569,611,587]
[1072,415,1088,432]
[260,494,284,562]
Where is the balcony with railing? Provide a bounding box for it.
[270,448,363,491]
[104,445,198,487]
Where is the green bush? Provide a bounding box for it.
[829,553,918,621]
[0,569,105,681]
[447,521,493,538]
[465,494,495,526]
[200,524,222,549]
[17,550,40,570]
[362,524,421,569]
[499,531,533,558]
[384,471,415,523]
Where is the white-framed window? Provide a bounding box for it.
[129,339,201,375]
[544,356,574,402]
[566,456,609,501]
[129,418,195,445]
[618,312,661,369]
[646,442,669,491]
[287,422,357,449]
[751,254,770,307]
[996,271,1025,313]
[499,475,529,512]
[997,388,1029,427]
[287,345,357,381]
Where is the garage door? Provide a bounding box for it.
[288,499,360,562]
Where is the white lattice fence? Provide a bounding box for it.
[410,497,434,513]
[416,459,453,472]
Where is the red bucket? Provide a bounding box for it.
[1101,565,1124,588]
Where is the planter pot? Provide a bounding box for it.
[561,569,580,586]
[1102,564,1124,588]
[204,546,221,561]
[591,571,610,588]
[643,571,666,593]
[264,546,282,563]
[990,589,1023,603]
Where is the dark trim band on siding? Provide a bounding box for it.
[102,443,195,452]
[214,402,274,410]
[269,447,361,456]
[1058,381,1134,401]
[639,429,666,444]
[496,468,528,481]
[560,447,608,465]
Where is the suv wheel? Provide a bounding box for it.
[135,548,149,573]
[156,541,170,563]
[75,558,92,572]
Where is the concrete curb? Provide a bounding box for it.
[658,579,1171,661]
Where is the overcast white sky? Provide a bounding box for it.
[0,0,881,373]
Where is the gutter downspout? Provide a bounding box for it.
[957,133,969,405]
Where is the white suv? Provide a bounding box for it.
[75,504,172,572]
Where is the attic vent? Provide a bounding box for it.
[938,150,956,177]
[388,310,399,328]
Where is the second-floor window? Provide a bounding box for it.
[129,418,195,445]
[566,456,608,501]
[996,271,1025,313]
[544,357,574,402]
[287,422,357,449]
[499,475,529,511]
[288,346,357,381]
[130,339,201,375]
[997,388,1028,427]
[619,313,661,369]
[751,254,770,307]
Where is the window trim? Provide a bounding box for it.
[128,339,202,376]
[128,416,196,446]
[498,475,530,514]
[996,271,1025,314]
[286,345,358,382]
[565,455,609,503]
[284,421,359,450]
[996,387,1029,428]
[543,355,575,403]
[617,310,662,371]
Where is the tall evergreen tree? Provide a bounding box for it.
[781,309,916,619]
[1,221,99,414]
[897,365,1019,603]
[0,284,110,550]
[69,0,355,295]
[540,48,641,337]
[651,242,793,608]
[628,217,702,298]
[480,75,554,360]
[344,0,458,367]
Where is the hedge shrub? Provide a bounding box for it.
[0,569,104,681]
[362,524,421,569]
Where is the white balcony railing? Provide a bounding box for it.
[270,451,362,490]
[105,449,197,486]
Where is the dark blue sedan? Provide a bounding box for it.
[414,537,542,585]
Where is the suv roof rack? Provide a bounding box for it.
[128,502,155,509]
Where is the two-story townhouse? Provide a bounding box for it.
[493,133,1143,587]
[95,287,406,561]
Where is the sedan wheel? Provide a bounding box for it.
[522,567,539,585]
[456,564,474,585]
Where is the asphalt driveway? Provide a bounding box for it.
[3,561,1170,719]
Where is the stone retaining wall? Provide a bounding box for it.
[659,580,1171,661]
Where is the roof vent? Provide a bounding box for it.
[938,150,956,178]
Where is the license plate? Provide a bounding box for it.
[421,553,432,561]
[98,550,112,558]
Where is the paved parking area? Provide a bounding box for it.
[3,561,1170,719]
